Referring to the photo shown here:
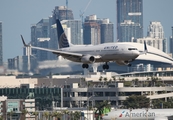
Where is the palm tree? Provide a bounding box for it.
[0,116,3,120]
[62,110,69,120]
[99,76,103,84]
[109,79,112,84]
[7,110,14,120]
[32,111,39,120]
[53,111,62,120]
[49,112,54,120]
[103,77,108,85]
[73,111,81,120]
[43,111,49,120]
[112,76,116,87]
[94,100,111,119]
[21,109,28,120]
[134,78,139,86]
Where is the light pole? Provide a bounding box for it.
[87,95,94,120]
[129,108,132,120]
[146,108,148,120]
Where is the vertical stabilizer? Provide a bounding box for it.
[56,19,70,48]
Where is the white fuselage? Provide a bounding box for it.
[102,109,173,120]
[61,43,140,63]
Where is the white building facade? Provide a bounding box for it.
[132,21,167,52]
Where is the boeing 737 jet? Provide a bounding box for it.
[102,109,173,120]
[21,19,147,70]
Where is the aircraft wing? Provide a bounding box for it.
[31,46,83,57]
[32,46,101,59]
[21,35,101,60]
[21,34,83,57]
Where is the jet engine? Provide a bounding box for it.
[81,55,95,63]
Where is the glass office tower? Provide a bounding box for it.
[117,0,143,42]
[0,22,2,66]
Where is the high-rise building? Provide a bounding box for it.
[117,0,143,42]
[30,18,49,57]
[100,19,114,43]
[0,22,3,66]
[169,27,173,56]
[52,6,74,23]
[147,21,164,39]
[62,20,82,45]
[83,15,101,45]
[48,6,75,60]
[83,15,114,45]
[48,24,58,60]
[132,21,166,52]
[37,38,50,61]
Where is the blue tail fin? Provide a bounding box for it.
[56,19,70,48]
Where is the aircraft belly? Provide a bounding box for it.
[100,53,130,62]
[63,56,80,62]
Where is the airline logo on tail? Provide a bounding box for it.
[56,19,69,48]
[119,111,125,117]
[59,32,69,48]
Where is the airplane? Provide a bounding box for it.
[21,19,148,70]
[102,109,173,120]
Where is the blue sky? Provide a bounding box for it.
[0,0,173,61]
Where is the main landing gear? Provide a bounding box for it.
[125,61,132,67]
[128,63,132,67]
[102,62,109,70]
[82,64,89,69]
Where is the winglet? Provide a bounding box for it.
[144,40,148,54]
[20,35,28,47]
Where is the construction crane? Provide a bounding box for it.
[79,0,92,27]
[66,0,68,20]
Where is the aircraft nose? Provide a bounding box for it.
[133,50,140,57]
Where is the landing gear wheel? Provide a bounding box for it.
[128,63,132,67]
[82,64,89,69]
[103,64,109,70]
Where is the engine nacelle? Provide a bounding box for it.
[116,61,128,65]
[81,55,95,63]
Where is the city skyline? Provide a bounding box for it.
[0,0,173,61]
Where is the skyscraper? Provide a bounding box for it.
[147,21,164,39]
[0,22,2,66]
[117,0,143,42]
[169,27,173,56]
[100,19,114,43]
[62,20,82,45]
[31,18,49,57]
[132,21,166,52]
[83,15,101,45]
[83,15,114,45]
[52,6,74,24]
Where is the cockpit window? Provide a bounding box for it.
[128,48,138,50]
